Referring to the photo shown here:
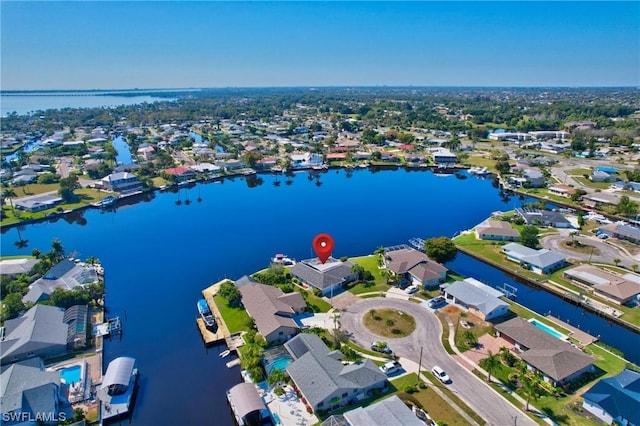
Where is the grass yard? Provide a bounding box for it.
[363,308,416,338]
[294,287,332,312]
[572,176,612,190]
[213,293,252,334]
[392,373,473,426]
[348,255,393,294]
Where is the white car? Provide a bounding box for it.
[380,360,402,375]
[431,365,450,384]
[405,285,419,295]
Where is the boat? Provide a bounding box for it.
[271,253,296,266]
[197,299,216,328]
[99,357,139,423]
[469,166,490,176]
[219,349,231,358]
[408,237,426,252]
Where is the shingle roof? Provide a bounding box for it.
[343,395,424,426]
[384,248,447,282]
[442,280,508,317]
[23,260,98,304]
[476,220,520,238]
[290,258,355,290]
[582,369,640,425]
[239,283,305,338]
[0,358,61,415]
[502,243,567,269]
[0,258,40,276]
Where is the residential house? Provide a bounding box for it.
[352,152,372,161]
[255,157,277,169]
[136,144,155,160]
[591,170,616,183]
[430,148,456,165]
[0,258,39,277]
[329,395,425,426]
[599,223,640,245]
[0,358,71,426]
[285,333,388,413]
[190,163,221,176]
[164,167,197,182]
[290,258,357,297]
[582,369,640,426]
[495,317,594,387]
[548,184,577,198]
[583,193,621,209]
[522,169,546,188]
[475,220,520,241]
[23,259,99,304]
[0,305,69,365]
[502,243,568,275]
[237,280,306,345]
[383,247,448,289]
[14,193,63,213]
[221,159,247,171]
[489,132,531,142]
[515,208,572,228]
[563,264,640,305]
[99,172,143,194]
[441,278,509,320]
[290,153,324,169]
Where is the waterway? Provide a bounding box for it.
[1,169,637,425]
[111,136,134,165]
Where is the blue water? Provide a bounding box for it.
[529,319,566,339]
[264,355,293,376]
[1,169,637,424]
[111,136,133,165]
[58,365,82,384]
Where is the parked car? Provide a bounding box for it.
[428,296,446,308]
[598,233,609,239]
[371,341,393,354]
[405,285,419,295]
[380,360,402,375]
[431,365,450,384]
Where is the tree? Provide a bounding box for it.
[613,258,621,267]
[520,225,540,249]
[424,237,457,263]
[522,375,541,411]
[463,330,477,348]
[616,196,638,218]
[51,239,65,262]
[219,280,241,306]
[1,293,25,320]
[495,160,511,175]
[266,368,288,388]
[351,264,365,281]
[58,174,80,203]
[483,350,501,382]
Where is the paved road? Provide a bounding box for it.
[340,298,536,426]
[542,234,640,266]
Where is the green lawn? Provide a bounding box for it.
[363,308,416,338]
[213,294,252,333]
[348,255,393,294]
[572,176,612,190]
[567,168,592,176]
[293,287,332,313]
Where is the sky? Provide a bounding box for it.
[1,1,638,90]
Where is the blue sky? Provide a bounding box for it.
[1,1,638,90]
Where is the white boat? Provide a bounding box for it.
[469,166,490,175]
[219,349,231,358]
[197,299,216,328]
[271,253,296,266]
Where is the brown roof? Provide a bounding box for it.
[564,265,640,302]
[239,283,306,338]
[476,220,520,238]
[549,184,577,195]
[385,248,447,282]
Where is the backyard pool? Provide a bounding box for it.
[262,346,293,376]
[58,365,82,384]
[528,318,567,340]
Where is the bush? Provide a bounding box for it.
[274,387,285,396]
[404,385,417,394]
[418,382,427,389]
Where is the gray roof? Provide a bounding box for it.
[290,258,355,290]
[384,248,447,282]
[228,382,267,419]
[0,358,62,416]
[238,283,305,338]
[285,332,331,360]
[285,334,386,408]
[495,317,593,382]
[0,305,68,363]
[343,395,423,426]
[502,243,567,270]
[515,208,571,227]
[23,259,98,304]
[476,220,520,239]
[102,357,136,390]
[442,280,508,317]
[0,258,39,276]
[582,369,640,426]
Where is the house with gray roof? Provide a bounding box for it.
[515,208,573,228]
[290,258,357,296]
[329,395,424,426]
[582,369,640,426]
[502,243,568,275]
[442,278,509,320]
[99,171,143,194]
[0,357,71,426]
[0,305,69,365]
[522,169,545,188]
[600,223,640,245]
[475,220,520,241]
[285,334,387,413]
[563,264,640,305]
[0,258,39,277]
[23,259,99,304]
[495,317,594,387]
[14,193,63,213]
[384,247,447,288]
[237,280,306,345]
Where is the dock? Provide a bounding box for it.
[546,315,600,346]
[198,281,232,345]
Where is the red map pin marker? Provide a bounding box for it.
[313,233,334,264]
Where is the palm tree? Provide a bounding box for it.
[632,264,638,273]
[613,258,621,267]
[3,188,17,215]
[51,239,65,261]
[522,375,541,411]
[483,350,501,383]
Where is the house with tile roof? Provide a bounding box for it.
[495,317,594,387]
[383,247,447,289]
[502,243,568,275]
[563,264,640,305]
[237,279,306,345]
[475,220,520,241]
[441,278,509,320]
[285,334,388,413]
[582,369,640,426]
[290,258,357,296]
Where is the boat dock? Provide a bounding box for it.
[546,315,600,346]
[198,281,232,345]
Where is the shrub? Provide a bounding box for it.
[418,382,427,389]
[404,385,417,394]
[274,387,285,396]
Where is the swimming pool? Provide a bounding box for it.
[262,346,293,376]
[58,365,82,384]
[529,319,567,340]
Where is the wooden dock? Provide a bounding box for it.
[546,315,600,346]
[197,280,232,345]
[196,317,226,345]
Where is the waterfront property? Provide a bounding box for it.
[495,317,594,387]
[237,278,307,345]
[383,247,447,289]
[98,171,143,194]
[227,382,270,426]
[474,220,520,241]
[53,359,91,403]
[0,257,40,276]
[290,257,357,297]
[581,369,640,426]
[515,207,573,228]
[502,243,568,275]
[22,258,99,304]
[548,183,577,198]
[563,264,640,306]
[324,394,425,426]
[14,193,64,212]
[99,357,138,422]
[0,357,71,425]
[284,333,388,413]
[440,278,509,321]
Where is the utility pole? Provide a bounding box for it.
[416,346,423,386]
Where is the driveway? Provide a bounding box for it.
[341,298,536,426]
